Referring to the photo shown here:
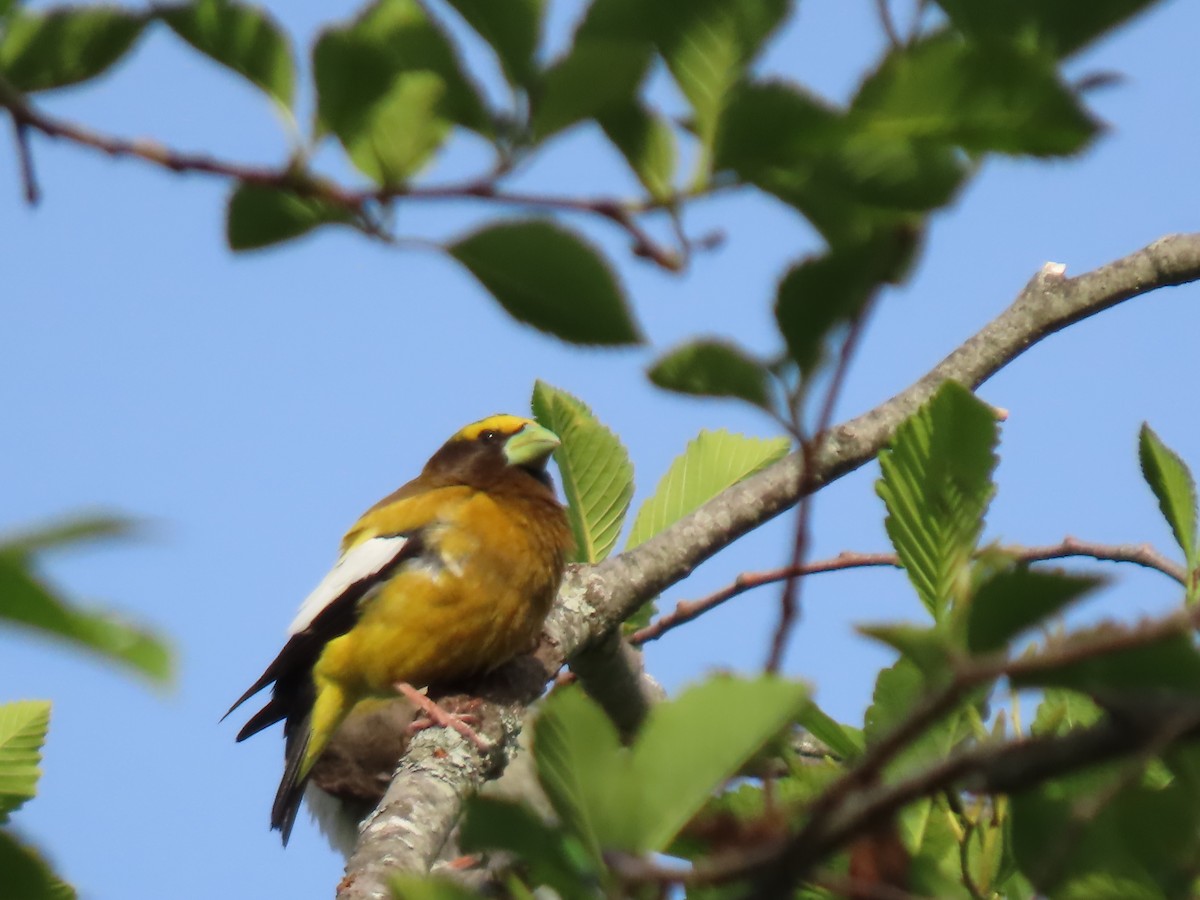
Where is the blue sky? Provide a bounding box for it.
[3,1,1199,897]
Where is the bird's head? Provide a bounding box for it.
[424,415,562,489]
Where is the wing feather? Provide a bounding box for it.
[224,533,419,726]
[288,535,411,635]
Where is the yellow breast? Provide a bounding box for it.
[313,485,567,694]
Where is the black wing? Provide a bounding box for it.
[225,531,424,843]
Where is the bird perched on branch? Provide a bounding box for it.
[225,415,571,844]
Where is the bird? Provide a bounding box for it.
[225,414,572,844]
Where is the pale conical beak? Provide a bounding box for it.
[504,423,561,468]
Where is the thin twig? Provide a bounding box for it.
[875,0,903,48]
[766,299,879,672]
[746,603,1200,895]
[631,553,896,645]
[631,538,1186,645]
[0,84,691,269]
[10,116,38,205]
[906,0,931,45]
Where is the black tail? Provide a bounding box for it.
[271,708,312,845]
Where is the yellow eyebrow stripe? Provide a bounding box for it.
[454,414,536,442]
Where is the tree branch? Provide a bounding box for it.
[338,234,1200,897]
[0,83,688,268]
[746,602,1200,895]
[631,538,1187,645]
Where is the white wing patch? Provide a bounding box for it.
[287,535,410,636]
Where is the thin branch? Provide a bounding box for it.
[906,0,931,45]
[631,553,896,645]
[875,0,903,48]
[768,300,878,673]
[747,603,1200,895]
[750,701,1200,897]
[0,83,690,269]
[340,236,1200,898]
[632,538,1187,645]
[0,76,37,204]
[10,116,38,205]
[1014,537,1186,584]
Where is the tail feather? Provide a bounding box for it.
[270,678,353,845]
[222,657,285,723]
[235,700,286,743]
[272,710,312,845]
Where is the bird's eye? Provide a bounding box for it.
[479,430,499,443]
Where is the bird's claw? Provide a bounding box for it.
[393,683,492,753]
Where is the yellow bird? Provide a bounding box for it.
[226,415,571,843]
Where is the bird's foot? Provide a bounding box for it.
[394,683,491,753]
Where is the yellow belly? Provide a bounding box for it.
[312,489,561,695]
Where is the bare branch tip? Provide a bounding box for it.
[10,117,40,206]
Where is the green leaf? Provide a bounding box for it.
[647,340,773,411]
[599,101,676,200]
[716,81,965,246]
[626,429,790,548]
[852,34,1099,158]
[1030,688,1103,738]
[313,0,486,183]
[443,0,543,88]
[0,700,49,821]
[1139,423,1199,571]
[225,183,354,251]
[858,622,953,679]
[631,675,808,851]
[1012,776,1199,897]
[531,382,633,564]
[0,555,172,683]
[931,0,1158,59]
[0,7,146,92]
[460,796,595,899]
[0,513,136,558]
[531,40,650,140]
[966,568,1104,655]
[314,56,447,184]
[907,795,974,894]
[797,703,865,762]
[863,658,975,782]
[159,0,294,108]
[648,0,790,163]
[391,876,484,900]
[876,381,999,619]
[1011,627,1200,698]
[0,830,75,900]
[863,656,925,746]
[449,220,639,345]
[529,0,651,139]
[776,230,917,376]
[534,686,635,864]
[534,678,808,858]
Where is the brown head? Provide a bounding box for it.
[421,414,562,494]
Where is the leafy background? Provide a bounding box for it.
[3,0,1199,897]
